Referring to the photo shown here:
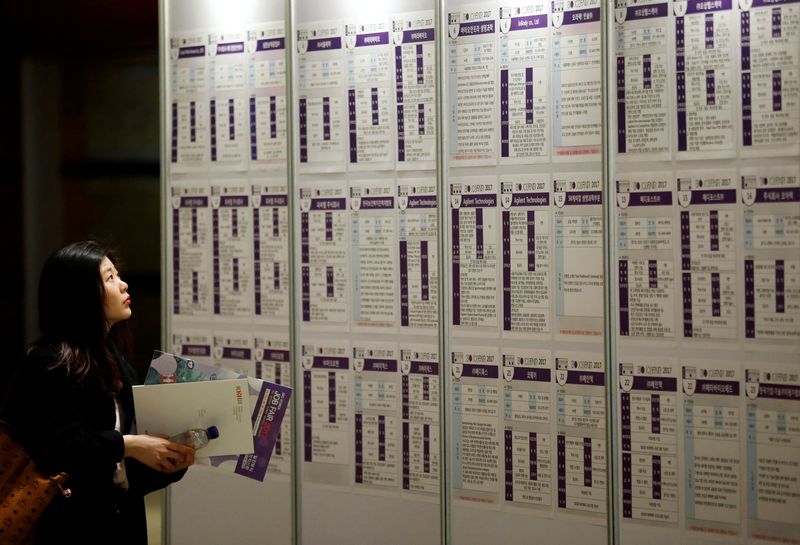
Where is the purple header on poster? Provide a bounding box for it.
[563,7,600,25]
[460,194,497,207]
[686,0,732,13]
[510,14,548,31]
[217,42,245,55]
[756,383,800,400]
[407,195,437,208]
[263,349,290,362]
[512,367,551,382]
[363,359,398,372]
[625,3,669,20]
[260,195,288,206]
[752,0,800,6]
[566,370,605,386]
[628,191,673,206]
[632,376,678,391]
[410,361,439,375]
[178,46,205,59]
[355,32,390,47]
[689,189,736,205]
[462,364,499,379]
[510,192,549,206]
[310,197,346,210]
[220,195,248,207]
[307,37,342,51]
[402,28,435,43]
[458,20,496,37]
[312,356,349,370]
[359,196,395,209]
[257,38,285,51]
[565,191,602,205]
[755,187,799,203]
[182,344,211,357]
[180,196,209,207]
[222,347,251,360]
[695,379,740,396]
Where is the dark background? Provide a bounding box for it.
[0,1,163,391]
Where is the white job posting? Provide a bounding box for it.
[448,5,498,165]
[297,21,346,171]
[252,182,290,323]
[170,32,209,169]
[211,184,252,317]
[398,180,439,331]
[171,184,212,316]
[393,11,436,169]
[208,31,248,168]
[247,22,287,168]
[401,347,440,495]
[498,2,550,163]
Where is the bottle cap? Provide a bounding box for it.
[206,425,220,440]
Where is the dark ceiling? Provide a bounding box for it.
[0,1,159,58]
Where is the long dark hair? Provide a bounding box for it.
[35,240,131,394]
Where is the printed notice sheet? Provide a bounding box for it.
[502,350,553,510]
[740,0,800,157]
[252,181,290,323]
[452,347,501,502]
[211,184,252,317]
[614,0,671,159]
[500,174,551,337]
[616,173,676,339]
[555,354,607,520]
[208,30,248,168]
[618,360,679,525]
[350,180,397,330]
[393,10,437,169]
[171,185,212,316]
[353,343,400,488]
[398,179,439,331]
[346,18,395,169]
[172,329,213,364]
[498,2,550,163]
[170,32,209,169]
[674,0,736,158]
[247,22,288,168]
[551,0,602,161]
[742,166,800,341]
[302,341,352,482]
[678,171,738,339]
[213,332,253,377]
[553,174,604,337]
[254,336,292,477]
[746,363,800,544]
[297,21,346,172]
[682,360,742,536]
[299,184,349,328]
[450,178,499,331]
[401,346,440,495]
[448,4,498,165]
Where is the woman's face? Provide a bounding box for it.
[100,256,132,326]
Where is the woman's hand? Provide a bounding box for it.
[123,434,196,473]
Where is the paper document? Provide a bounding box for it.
[133,379,254,458]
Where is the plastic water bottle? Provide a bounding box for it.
[170,426,220,450]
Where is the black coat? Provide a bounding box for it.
[3,344,186,545]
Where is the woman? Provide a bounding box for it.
[2,241,195,545]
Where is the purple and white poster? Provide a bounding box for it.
[450,178,499,331]
[498,2,550,164]
[247,21,288,168]
[211,184,253,317]
[254,335,292,477]
[296,21,346,172]
[170,31,210,169]
[252,181,290,323]
[398,179,439,331]
[677,171,738,339]
[208,30,248,168]
[345,18,395,169]
[171,184,212,317]
[393,10,436,170]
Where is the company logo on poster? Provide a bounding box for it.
[616,180,630,209]
[746,369,760,400]
[741,175,757,206]
[682,366,697,395]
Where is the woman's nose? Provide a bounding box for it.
[121,280,128,292]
